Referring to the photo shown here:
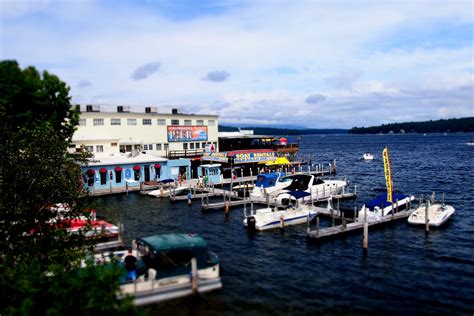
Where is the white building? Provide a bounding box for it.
[70,104,219,159]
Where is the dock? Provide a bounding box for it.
[307,209,412,241]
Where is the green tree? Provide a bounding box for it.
[0,60,138,315]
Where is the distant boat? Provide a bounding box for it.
[466,141,474,146]
[363,153,374,160]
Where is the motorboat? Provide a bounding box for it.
[95,234,222,305]
[466,141,474,146]
[244,191,318,231]
[49,203,122,250]
[357,193,415,222]
[250,172,291,200]
[363,153,374,160]
[408,200,455,227]
[275,174,347,206]
[147,179,186,197]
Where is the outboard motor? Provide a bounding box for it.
[247,216,256,231]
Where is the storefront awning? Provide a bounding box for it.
[99,168,108,173]
[133,165,141,171]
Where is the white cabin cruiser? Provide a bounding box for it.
[244,191,318,231]
[250,172,291,200]
[363,153,374,160]
[408,200,455,227]
[275,174,347,206]
[357,193,415,222]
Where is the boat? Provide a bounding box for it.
[111,234,221,305]
[249,172,291,200]
[243,191,318,230]
[357,193,415,222]
[408,199,455,227]
[363,153,374,160]
[147,179,186,197]
[49,203,122,251]
[275,174,347,206]
[466,141,474,146]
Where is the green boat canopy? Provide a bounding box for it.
[137,234,208,252]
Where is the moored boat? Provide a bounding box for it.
[408,199,455,227]
[244,191,318,230]
[147,179,187,197]
[363,153,374,160]
[114,233,221,305]
[357,193,415,222]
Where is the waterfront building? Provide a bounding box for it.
[70,104,219,160]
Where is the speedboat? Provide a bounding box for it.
[363,153,374,160]
[250,172,291,200]
[103,234,221,305]
[357,193,415,222]
[275,174,347,206]
[147,179,186,197]
[408,201,455,227]
[244,191,318,231]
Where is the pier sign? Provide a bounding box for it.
[233,151,276,163]
[167,126,208,142]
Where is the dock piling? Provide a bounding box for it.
[425,201,430,236]
[191,257,198,294]
[316,217,320,238]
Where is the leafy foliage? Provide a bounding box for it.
[0,60,139,315]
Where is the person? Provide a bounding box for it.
[124,249,137,282]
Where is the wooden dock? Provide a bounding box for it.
[307,210,412,241]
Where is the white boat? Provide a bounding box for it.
[94,234,222,306]
[363,153,374,160]
[357,193,415,222]
[408,200,455,227]
[147,179,186,197]
[249,172,291,200]
[275,174,347,206]
[243,191,318,230]
[466,141,474,146]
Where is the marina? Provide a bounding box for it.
[94,133,474,314]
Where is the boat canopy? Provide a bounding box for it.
[283,174,312,191]
[138,234,208,252]
[366,193,409,211]
[287,191,311,199]
[255,172,284,188]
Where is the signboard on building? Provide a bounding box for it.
[233,151,276,163]
[167,126,208,142]
[201,152,229,163]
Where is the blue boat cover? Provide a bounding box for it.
[255,172,284,188]
[366,193,409,211]
[159,179,174,184]
[288,191,311,199]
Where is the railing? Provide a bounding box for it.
[167,149,205,159]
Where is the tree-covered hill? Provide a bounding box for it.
[349,117,474,134]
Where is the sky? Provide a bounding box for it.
[1,0,473,129]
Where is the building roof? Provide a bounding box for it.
[85,153,167,166]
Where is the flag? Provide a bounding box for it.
[382,146,393,202]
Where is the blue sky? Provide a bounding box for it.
[1,0,473,128]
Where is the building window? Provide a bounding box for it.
[202,142,206,148]
[157,119,166,125]
[171,119,179,125]
[100,172,107,185]
[111,118,121,125]
[93,118,104,126]
[127,119,137,125]
[143,119,152,125]
[196,143,200,149]
[111,142,118,147]
[183,143,188,150]
[86,146,94,152]
[96,145,103,152]
[156,143,162,151]
[184,119,192,126]
[115,169,122,183]
[134,169,140,181]
[208,120,215,126]
[68,144,76,149]
[79,119,86,126]
[190,143,194,149]
[164,144,169,151]
[196,120,204,125]
[144,144,153,150]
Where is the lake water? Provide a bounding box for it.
[95,133,474,315]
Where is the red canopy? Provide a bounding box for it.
[99,168,107,173]
[86,169,95,176]
[154,163,161,169]
[133,165,141,171]
[114,166,123,172]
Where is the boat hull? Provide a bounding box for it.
[244,207,317,230]
[408,204,455,227]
